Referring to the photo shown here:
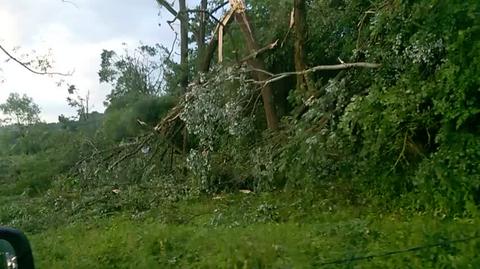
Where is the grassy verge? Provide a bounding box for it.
[26,191,480,268]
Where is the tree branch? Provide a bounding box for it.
[240,39,278,62]
[156,0,178,18]
[187,9,224,26]
[0,44,72,76]
[212,1,229,13]
[254,62,381,85]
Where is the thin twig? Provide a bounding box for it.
[392,132,408,170]
[246,67,275,77]
[167,32,178,61]
[280,8,295,47]
[356,10,375,49]
[187,9,223,26]
[250,89,263,118]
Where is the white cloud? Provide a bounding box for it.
[0,0,177,122]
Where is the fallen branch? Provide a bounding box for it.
[254,62,381,85]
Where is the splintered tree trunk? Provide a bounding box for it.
[200,38,217,73]
[232,1,279,130]
[200,15,234,73]
[293,0,313,95]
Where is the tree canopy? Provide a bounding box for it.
[0,93,41,126]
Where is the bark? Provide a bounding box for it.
[199,11,235,73]
[179,0,189,155]
[200,38,217,73]
[293,0,314,95]
[179,0,189,93]
[197,0,208,70]
[232,1,279,130]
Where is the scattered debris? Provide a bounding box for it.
[239,189,253,194]
[112,189,121,194]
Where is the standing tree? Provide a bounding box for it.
[197,0,208,70]
[179,0,189,93]
[66,85,91,121]
[0,93,41,126]
[156,0,189,93]
[293,0,313,95]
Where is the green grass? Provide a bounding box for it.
[23,191,480,268]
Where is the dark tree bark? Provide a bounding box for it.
[200,38,217,73]
[232,2,279,130]
[179,0,189,93]
[199,16,236,73]
[293,0,314,95]
[179,0,189,155]
[197,0,208,70]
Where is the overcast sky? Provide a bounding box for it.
[0,0,186,122]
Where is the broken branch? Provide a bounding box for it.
[254,62,381,85]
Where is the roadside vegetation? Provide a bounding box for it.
[1,0,479,268]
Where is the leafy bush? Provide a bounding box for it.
[102,94,175,142]
[413,132,480,216]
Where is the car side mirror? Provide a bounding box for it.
[0,228,34,269]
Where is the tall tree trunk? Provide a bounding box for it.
[197,0,208,70]
[178,0,189,155]
[179,0,189,92]
[293,0,313,95]
[232,1,279,130]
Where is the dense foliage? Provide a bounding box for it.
[1,0,479,267]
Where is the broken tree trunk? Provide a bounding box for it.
[230,0,279,130]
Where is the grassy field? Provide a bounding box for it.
[21,191,480,268]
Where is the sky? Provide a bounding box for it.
[0,0,184,122]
